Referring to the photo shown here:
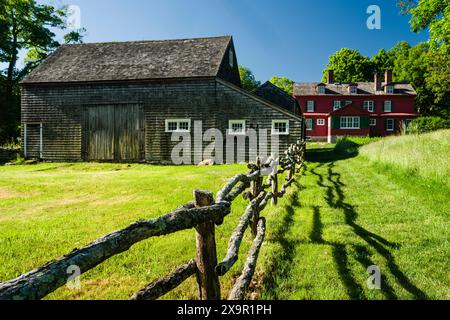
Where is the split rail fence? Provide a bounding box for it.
[0,140,306,300]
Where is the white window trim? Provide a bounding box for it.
[317,119,325,126]
[384,101,392,113]
[228,120,246,135]
[318,86,325,94]
[306,119,313,131]
[386,119,395,132]
[165,119,191,133]
[386,85,394,94]
[340,116,361,129]
[333,101,342,111]
[370,118,377,126]
[364,101,375,113]
[271,120,290,135]
[306,101,315,112]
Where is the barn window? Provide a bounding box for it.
[306,119,313,131]
[370,118,377,126]
[349,85,357,94]
[317,119,325,126]
[229,49,234,68]
[272,120,290,135]
[165,119,191,133]
[228,120,246,135]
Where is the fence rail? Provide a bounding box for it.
[0,140,306,301]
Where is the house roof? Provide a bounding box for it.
[216,79,303,122]
[22,36,233,84]
[253,81,300,115]
[294,82,416,96]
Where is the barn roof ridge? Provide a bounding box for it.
[21,35,233,84]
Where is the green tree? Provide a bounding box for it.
[0,0,85,141]
[400,0,450,51]
[371,48,395,73]
[269,76,294,96]
[322,48,374,83]
[239,65,260,91]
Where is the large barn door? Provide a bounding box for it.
[87,106,115,161]
[86,104,144,161]
[114,105,145,161]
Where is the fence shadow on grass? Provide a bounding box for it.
[262,182,303,300]
[307,148,428,300]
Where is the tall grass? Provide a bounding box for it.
[360,130,450,188]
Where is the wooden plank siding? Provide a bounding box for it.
[21,79,303,163]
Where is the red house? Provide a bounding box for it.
[294,70,418,142]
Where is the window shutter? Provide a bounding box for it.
[332,117,340,129]
[311,119,315,129]
[361,116,369,129]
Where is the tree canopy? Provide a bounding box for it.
[239,65,261,92]
[269,76,295,96]
[0,0,85,142]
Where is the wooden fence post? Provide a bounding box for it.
[194,190,221,300]
[250,158,262,237]
[271,172,278,206]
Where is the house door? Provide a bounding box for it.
[85,104,145,161]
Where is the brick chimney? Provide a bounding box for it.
[374,72,382,92]
[385,70,393,84]
[327,70,334,84]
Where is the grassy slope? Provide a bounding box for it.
[360,130,450,188]
[259,140,449,300]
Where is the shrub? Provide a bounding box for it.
[407,117,450,134]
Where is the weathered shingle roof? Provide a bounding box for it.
[22,36,233,84]
[294,82,416,96]
[253,81,300,115]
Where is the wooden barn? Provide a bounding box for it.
[20,36,304,163]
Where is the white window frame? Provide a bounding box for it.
[364,101,375,113]
[333,100,342,111]
[386,119,395,132]
[228,120,246,135]
[386,85,394,94]
[318,86,325,94]
[370,118,377,126]
[384,101,392,113]
[306,101,315,112]
[317,119,325,126]
[271,120,290,135]
[306,119,313,131]
[165,119,191,133]
[340,116,360,129]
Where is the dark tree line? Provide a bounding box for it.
[0,0,85,144]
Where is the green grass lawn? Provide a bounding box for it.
[260,135,449,300]
[0,162,293,300]
[0,133,448,300]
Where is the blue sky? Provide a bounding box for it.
[38,0,428,82]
